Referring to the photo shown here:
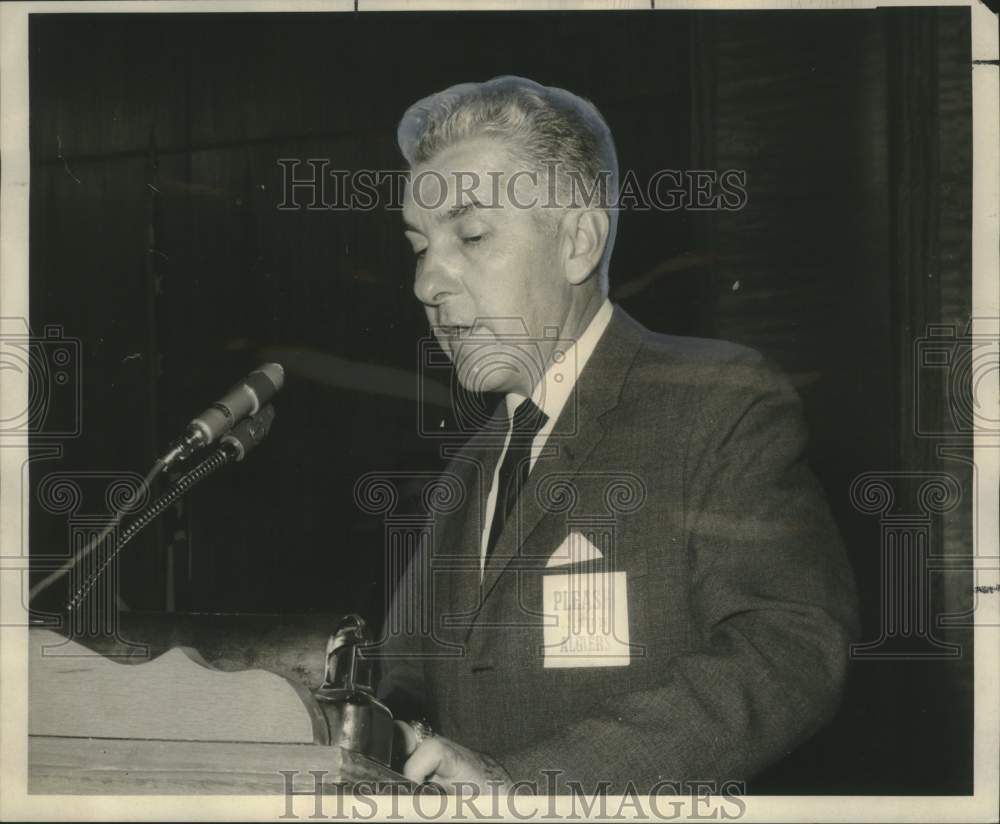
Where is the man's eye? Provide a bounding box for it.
[462,234,485,245]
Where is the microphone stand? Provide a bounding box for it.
[27,460,166,605]
[28,406,277,615]
[65,405,276,614]
[67,446,228,613]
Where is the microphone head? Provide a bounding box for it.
[221,405,276,461]
[256,363,285,392]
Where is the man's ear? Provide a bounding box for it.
[560,208,610,286]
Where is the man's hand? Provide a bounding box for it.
[395,720,513,794]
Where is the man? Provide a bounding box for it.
[376,76,859,795]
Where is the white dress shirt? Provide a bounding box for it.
[479,299,614,577]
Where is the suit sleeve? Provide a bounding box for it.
[374,540,432,725]
[492,354,861,793]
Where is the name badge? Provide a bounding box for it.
[542,571,631,668]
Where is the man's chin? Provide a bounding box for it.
[452,342,544,396]
[453,356,523,396]
[454,364,514,395]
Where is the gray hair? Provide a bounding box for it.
[397,75,619,285]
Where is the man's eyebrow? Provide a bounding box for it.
[403,198,484,231]
[441,201,483,223]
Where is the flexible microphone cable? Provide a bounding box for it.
[65,405,276,612]
[28,459,166,605]
[28,364,283,606]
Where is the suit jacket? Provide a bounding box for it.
[377,305,859,793]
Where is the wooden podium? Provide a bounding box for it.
[27,614,409,794]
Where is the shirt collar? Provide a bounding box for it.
[505,298,614,425]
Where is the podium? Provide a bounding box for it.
[27,614,409,794]
[29,736,400,794]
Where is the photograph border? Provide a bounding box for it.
[1,0,997,820]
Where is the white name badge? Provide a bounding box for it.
[542,571,631,668]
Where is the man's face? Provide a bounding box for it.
[403,136,571,396]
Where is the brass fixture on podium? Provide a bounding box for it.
[314,614,395,766]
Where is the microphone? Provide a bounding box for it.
[160,363,284,468]
[188,363,284,444]
[220,404,276,462]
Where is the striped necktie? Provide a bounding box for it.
[485,398,548,564]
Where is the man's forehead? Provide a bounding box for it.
[403,176,490,214]
[404,165,504,208]
[402,188,490,226]
[402,136,541,219]
[418,135,517,176]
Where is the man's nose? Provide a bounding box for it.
[413,248,460,307]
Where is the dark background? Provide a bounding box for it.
[27,9,974,795]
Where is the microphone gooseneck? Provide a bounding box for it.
[66,406,277,612]
[28,363,283,608]
[66,452,228,612]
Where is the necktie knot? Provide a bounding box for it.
[510,398,547,438]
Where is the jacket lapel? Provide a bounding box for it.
[437,407,506,645]
[475,306,646,616]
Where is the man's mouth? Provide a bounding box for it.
[438,324,474,339]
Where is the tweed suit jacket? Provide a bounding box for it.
[377,304,860,793]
